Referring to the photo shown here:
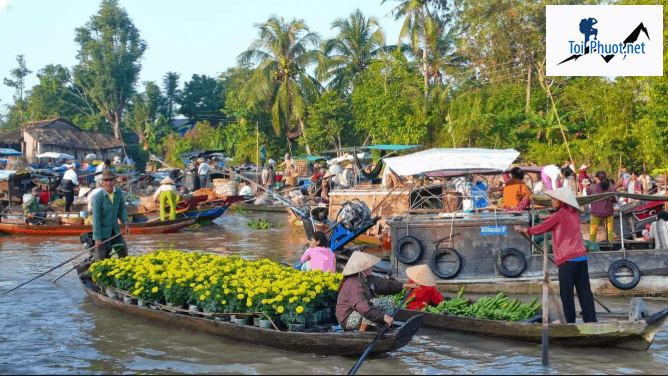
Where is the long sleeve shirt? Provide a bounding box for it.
[300,246,335,273]
[586,183,616,217]
[526,205,587,266]
[406,282,444,311]
[92,187,129,240]
[153,184,178,200]
[61,169,79,192]
[336,275,403,326]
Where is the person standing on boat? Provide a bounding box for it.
[95,159,111,187]
[299,231,335,273]
[23,187,46,225]
[587,171,616,242]
[336,251,417,331]
[647,211,668,250]
[153,177,178,221]
[502,167,532,211]
[339,164,355,188]
[515,187,597,324]
[61,163,79,212]
[404,265,444,311]
[260,143,267,167]
[198,158,212,188]
[92,170,130,261]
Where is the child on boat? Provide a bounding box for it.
[299,231,335,273]
[405,265,444,310]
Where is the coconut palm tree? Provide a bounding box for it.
[238,16,323,154]
[318,9,388,93]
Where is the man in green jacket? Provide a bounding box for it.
[92,170,130,261]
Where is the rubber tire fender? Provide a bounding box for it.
[394,236,423,265]
[608,259,641,290]
[496,248,527,278]
[429,248,463,279]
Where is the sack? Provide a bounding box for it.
[194,188,216,201]
[213,179,236,198]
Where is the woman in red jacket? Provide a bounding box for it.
[405,265,444,310]
[515,187,597,324]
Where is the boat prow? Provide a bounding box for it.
[79,275,423,357]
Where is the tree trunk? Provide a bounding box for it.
[299,119,312,155]
[421,6,429,108]
[526,63,532,113]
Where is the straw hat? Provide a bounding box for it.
[345,164,353,170]
[342,251,381,276]
[323,171,332,179]
[161,177,175,185]
[545,187,580,210]
[101,170,117,180]
[197,158,204,163]
[405,265,437,287]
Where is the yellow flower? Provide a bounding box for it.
[205,291,211,296]
[200,294,206,301]
[296,306,304,314]
[302,297,310,303]
[221,300,227,305]
[135,282,142,288]
[277,306,285,314]
[237,294,244,300]
[151,287,159,293]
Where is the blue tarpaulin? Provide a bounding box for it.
[295,155,329,161]
[0,148,22,156]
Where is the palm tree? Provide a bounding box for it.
[382,0,438,104]
[238,16,323,154]
[318,9,388,93]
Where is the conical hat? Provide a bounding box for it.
[546,187,580,210]
[405,265,437,287]
[342,251,381,276]
[161,177,175,185]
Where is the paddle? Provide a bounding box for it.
[1,232,123,295]
[52,243,125,283]
[348,289,413,375]
[519,231,613,314]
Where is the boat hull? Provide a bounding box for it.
[0,218,195,236]
[396,308,668,351]
[234,202,288,213]
[80,277,423,357]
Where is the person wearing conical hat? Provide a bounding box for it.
[515,187,597,324]
[404,265,445,311]
[336,251,417,331]
[153,176,178,221]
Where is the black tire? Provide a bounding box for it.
[608,259,641,290]
[429,248,463,279]
[394,236,423,265]
[496,248,527,278]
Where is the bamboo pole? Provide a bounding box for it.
[541,247,550,367]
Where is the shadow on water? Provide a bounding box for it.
[0,211,667,374]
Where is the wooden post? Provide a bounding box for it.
[541,250,550,367]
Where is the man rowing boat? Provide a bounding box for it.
[92,170,130,261]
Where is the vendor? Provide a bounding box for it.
[198,158,212,188]
[648,211,668,250]
[92,170,130,261]
[153,177,178,221]
[95,159,111,187]
[502,167,532,211]
[61,163,79,212]
[299,231,335,273]
[336,251,417,331]
[515,187,597,324]
[405,265,444,311]
[23,187,46,225]
[339,164,354,188]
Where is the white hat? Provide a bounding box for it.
[546,187,580,210]
[161,177,175,185]
[580,165,588,171]
[342,251,381,276]
[406,265,437,287]
[323,171,332,178]
[284,153,290,160]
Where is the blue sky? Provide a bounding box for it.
[0,0,405,117]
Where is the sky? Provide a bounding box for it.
[0,0,406,116]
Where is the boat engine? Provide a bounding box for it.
[329,200,379,252]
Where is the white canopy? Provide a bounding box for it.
[327,153,371,165]
[37,152,75,160]
[383,148,520,176]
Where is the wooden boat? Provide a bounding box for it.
[395,307,668,351]
[131,196,245,223]
[0,217,196,236]
[79,274,424,357]
[234,202,288,213]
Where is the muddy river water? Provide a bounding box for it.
[1,211,668,374]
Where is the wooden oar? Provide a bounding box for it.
[1,232,123,295]
[52,243,126,283]
[519,232,614,314]
[348,289,413,375]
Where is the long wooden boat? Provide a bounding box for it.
[131,196,245,223]
[0,217,196,236]
[235,202,288,213]
[395,307,668,351]
[79,275,424,357]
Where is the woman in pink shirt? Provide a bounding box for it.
[300,232,335,273]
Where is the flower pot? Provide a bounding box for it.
[149,304,159,310]
[288,323,305,332]
[305,313,318,329]
[166,302,180,308]
[258,319,273,329]
[188,304,202,313]
[105,288,118,300]
[214,316,230,322]
[123,295,137,305]
[137,300,147,307]
[320,308,332,323]
[253,317,262,327]
[230,315,248,325]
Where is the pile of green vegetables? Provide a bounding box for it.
[245,219,273,229]
[389,286,541,322]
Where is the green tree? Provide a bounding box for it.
[3,55,32,124]
[319,9,387,93]
[177,74,223,122]
[127,81,163,148]
[238,16,323,154]
[304,91,356,152]
[73,0,147,139]
[161,72,181,125]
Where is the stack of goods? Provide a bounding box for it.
[213,179,236,198]
[89,250,343,327]
[193,188,216,201]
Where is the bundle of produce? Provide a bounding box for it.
[193,188,216,201]
[89,250,342,324]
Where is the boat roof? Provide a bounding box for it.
[179,149,226,158]
[295,155,329,161]
[321,145,422,153]
[384,148,520,177]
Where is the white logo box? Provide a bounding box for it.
[546,5,663,76]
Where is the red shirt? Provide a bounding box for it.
[526,204,587,266]
[406,280,444,310]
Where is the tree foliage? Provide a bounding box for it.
[177,74,223,122]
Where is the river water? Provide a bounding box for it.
[1,211,667,375]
